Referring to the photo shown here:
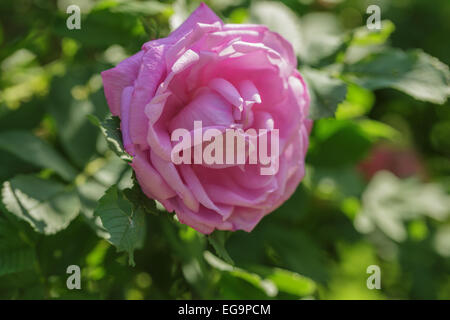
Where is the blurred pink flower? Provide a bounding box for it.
[359,143,427,181]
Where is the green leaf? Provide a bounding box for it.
[295,12,344,66]
[0,131,77,182]
[0,150,38,183]
[250,2,302,57]
[260,223,329,283]
[307,165,365,201]
[308,119,372,167]
[0,99,45,132]
[302,67,347,119]
[343,49,450,104]
[430,121,450,155]
[204,251,277,298]
[0,214,36,277]
[227,218,329,285]
[1,175,81,234]
[0,247,35,277]
[249,266,316,297]
[337,21,394,66]
[350,20,395,46]
[53,7,148,50]
[207,231,234,265]
[76,156,130,238]
[356,171,450,242]
[355,119,400,142]
[251,3,343,66]
[160,219,209,291]
[90,115,132,162]
[123,179,158,216]
[49,98,100,168]
[109,1,169,16]
[48,70,109,167]
[94,185,146,266]
[335,84,374,119]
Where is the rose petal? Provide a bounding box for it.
[168,3,223,44]
[128,45,166,148]
[101,51,143,116]
[179,164,233,219]
[131,149,176,200]
[150,150,199,212]
[120,86,135,155]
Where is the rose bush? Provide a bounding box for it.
[101,3,311,234]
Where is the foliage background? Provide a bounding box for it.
[0,0,449,299]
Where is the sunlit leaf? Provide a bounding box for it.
[204,251,277,297]
[355,119,400,141]
[302,67,347,119]
[89,115,132,162]
[76,156,130,238]
[335,84,374,119]
[356,171,450,242]
[251,3,343,66]
[343,49,450,104]
[295,12,344,66]
[351,20,395,46]
[249,266,316,297]
[1,175,81,234]
[250,2,302,56]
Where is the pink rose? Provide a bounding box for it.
[101,3,311,234]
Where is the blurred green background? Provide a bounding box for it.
[0,0,449,299]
